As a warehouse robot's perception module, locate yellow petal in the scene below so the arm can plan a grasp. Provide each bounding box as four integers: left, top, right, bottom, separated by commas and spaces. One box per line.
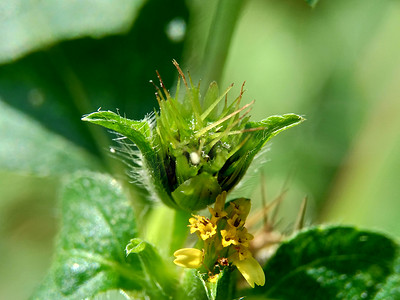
227, 198, 251, 221
208, 274, 219, 283
214, 191, 227, 212
234, 256, 265, 288
221, 229, 237, 247
173, 248, 204, 269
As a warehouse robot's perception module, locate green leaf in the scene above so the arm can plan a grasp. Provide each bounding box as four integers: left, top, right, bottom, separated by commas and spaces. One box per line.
0, 0, 147, 63
253, 226, 400, 300
172, 173, 222, 211
82, 110, 175, 208
126, 238, 177, 298
0, 0, 189, 156
219, 114, 304, 191
176, 269, 208, 300
82, 111, 152, 155
0, 100, 101, 176
244, 113, 305, 150
196, 268, 235, 300
31, 172, 143, 299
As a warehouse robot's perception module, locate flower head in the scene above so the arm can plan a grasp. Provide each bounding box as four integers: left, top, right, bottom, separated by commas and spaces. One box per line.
82, 61, 304, 212
189, 215, 217, 240
173, 193, 265, 288
209, 191, 228, 224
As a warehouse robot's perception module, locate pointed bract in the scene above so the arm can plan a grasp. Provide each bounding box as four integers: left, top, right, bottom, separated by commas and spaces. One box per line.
234, 256, 266, 288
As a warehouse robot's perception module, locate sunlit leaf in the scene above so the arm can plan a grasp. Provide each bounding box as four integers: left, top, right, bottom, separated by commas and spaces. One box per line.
252, 226, 400, 300
197, 268, 235, 300
126, 238, 177, 298
0, 0, 189, 156
0, 0, 147, 63
219, 113, 305, 191
82, 111, 152, 156
82, 110, 175, 208
31, 172, 143, 299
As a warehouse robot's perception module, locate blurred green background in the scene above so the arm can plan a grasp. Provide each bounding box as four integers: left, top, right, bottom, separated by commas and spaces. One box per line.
1, 0, 400, 299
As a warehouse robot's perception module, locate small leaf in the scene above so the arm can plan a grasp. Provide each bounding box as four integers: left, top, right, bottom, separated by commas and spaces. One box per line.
82, 110, 175, 208
253, 226, 400, 300
172, 173, 222, 211
219, 114, 304, 191
177, 269, 208, 300
31, 172, 144, 299
196, 268, 235, 300
126, 238, 177, 298
244, 113, 305, 150
82, 111, 152, 152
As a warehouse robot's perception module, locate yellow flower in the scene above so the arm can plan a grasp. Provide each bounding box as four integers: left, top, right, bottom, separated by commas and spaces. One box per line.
221, 221, 253, 248
226, 198, 251, 221
235, 244, 252, 260
173, 248, 204, 269
209, 192, 228, 224
189, 215, 217, 240
208, 273, 219, 283
236, 227, 254, 247
221, 228, 238, 247
234, 256, 265, 288
227, 214, 245, 229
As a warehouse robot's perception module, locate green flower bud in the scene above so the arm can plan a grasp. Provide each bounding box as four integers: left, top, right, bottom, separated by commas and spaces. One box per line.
82, 60, 304, 211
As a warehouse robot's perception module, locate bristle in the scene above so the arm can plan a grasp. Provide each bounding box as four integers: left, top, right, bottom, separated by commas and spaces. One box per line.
260, 172, 268, 226
145, 111, 156, 129
109, 132, 158, 204
294, 196, 308, 232
150, 78, 164, 103
187, 70, 194, 88
154, 93, 161, 106
227, 126, 265, 136
200, 83, 233, 121
238, 81, 246, 106
270, 189, 289, 227
207, 105, 251, 150
195, 100, 255, 139
172, 59, 188, 88
246, 189, 287, 229
156, 70, 170, 98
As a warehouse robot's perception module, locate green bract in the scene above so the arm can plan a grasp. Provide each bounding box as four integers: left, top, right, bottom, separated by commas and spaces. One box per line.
82, 61, 304, 211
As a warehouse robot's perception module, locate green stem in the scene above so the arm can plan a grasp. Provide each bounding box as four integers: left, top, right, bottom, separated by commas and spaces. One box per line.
200, 0, 245, 87
170, 209, 191, 254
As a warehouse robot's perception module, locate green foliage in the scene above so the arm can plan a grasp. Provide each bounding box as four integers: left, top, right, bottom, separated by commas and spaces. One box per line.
2, 0, 398, 300
0, 0, 147, 63
126, 238, 177, 299
219, 114, 305, 192
31, 172, 143, 299
0, 101, 100, 176
81, 110, 174, 208
251, 226, 400, 300
0, 0, 189, 155
196, 268, 235, 300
